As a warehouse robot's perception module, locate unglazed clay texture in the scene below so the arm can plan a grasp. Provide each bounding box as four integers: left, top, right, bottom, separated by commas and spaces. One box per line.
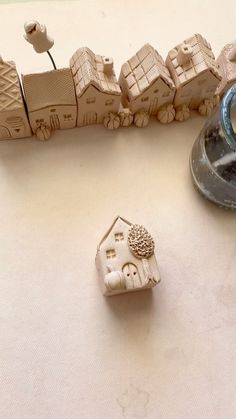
216, 41, 236, 97
0, 60, 31, 140
96, 217, 160, 296
24, 20, 54, 54
119, 43, 176, 124
22, 68, 77, 139
0, 28, 234, 141
70, 47, 121, 128
166, 34, 221, 118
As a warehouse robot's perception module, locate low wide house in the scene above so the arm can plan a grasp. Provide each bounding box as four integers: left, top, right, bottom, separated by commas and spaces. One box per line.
69, 47, 121, 127
22, 68, 77, 137
96, 216, 160, 296
0, 60, 31, 140
119, 43, 176, 116
216, 41, 236, 97
166, 34, 221, 111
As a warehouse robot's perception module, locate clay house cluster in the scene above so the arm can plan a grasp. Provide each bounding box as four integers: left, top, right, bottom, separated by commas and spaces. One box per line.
1, 28, 236, 141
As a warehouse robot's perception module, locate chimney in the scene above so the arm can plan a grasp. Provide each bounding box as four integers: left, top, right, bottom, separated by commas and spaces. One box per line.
0, 54, 3, 64
177, 43, 193, 66
103, 56, 113, 75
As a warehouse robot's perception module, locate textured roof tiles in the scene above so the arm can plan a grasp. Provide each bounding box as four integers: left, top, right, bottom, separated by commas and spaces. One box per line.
0, 61, 23, 112
120, 43, 175, 101
166, 34, 221, 88
216, 41, 236, 94
70, 47, 121, 97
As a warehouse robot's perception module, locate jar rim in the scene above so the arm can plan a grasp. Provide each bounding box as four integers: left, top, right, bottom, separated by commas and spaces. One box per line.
221, 83, 236, 151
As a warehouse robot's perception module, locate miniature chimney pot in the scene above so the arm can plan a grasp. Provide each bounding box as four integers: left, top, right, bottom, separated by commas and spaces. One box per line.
177, 44, 193, 66
103, 56, 113, 75
24, 20, 54, 53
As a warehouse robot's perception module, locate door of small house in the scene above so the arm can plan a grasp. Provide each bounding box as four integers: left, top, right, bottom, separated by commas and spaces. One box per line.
83, 112, 97, 126
122, 263, 142, 289
50, 114, 60, 130
149, 98, 159, 115
0, 126, 11, 139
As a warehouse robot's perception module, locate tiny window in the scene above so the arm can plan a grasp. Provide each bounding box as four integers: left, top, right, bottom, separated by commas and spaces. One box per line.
154, 89, 159, 94
105, 99, 114, 106
87, 97, 96, 104
162, 91, 170, 97
106, 249, 116, 259
50, 109, 56, 112
115, 233, 124, 242
141, 96, 149, 102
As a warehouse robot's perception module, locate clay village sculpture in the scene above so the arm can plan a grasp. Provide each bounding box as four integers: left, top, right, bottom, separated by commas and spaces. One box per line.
96, 216, 160, 296
0, 21, 236, 141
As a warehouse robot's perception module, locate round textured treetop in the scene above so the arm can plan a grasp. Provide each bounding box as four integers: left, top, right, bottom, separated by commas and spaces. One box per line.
128, 224, 155, 259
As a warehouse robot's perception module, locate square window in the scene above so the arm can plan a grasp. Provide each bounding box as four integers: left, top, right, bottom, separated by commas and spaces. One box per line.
105, 99, 114, 106
87, 97, 96, 104
106, 249, 116, 259
162, 91, 170, 97
115, 232, 124, 242
154, 89, 159, 94
141, 96, 149, 102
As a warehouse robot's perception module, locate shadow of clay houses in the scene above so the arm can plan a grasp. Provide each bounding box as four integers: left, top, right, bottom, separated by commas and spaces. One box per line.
96, 216, 160, 296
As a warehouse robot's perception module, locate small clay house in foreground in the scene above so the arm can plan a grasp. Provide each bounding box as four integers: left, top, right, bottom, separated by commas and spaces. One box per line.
0, 59, 31, 140
96, 216, 160, 296
70, 47, 121, 128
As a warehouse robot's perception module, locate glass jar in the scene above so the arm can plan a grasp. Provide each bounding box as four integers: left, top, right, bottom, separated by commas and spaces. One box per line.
190, 83, 236, 209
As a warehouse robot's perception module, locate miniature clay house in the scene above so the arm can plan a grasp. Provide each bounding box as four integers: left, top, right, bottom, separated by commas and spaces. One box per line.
119, 43, 176, 126
22, 68, 77, 140
96, 216, 160, 296
216, 41, 236, 97
70, 47, 122, 129
166, 34, 221, 121
0, 59, 31, 140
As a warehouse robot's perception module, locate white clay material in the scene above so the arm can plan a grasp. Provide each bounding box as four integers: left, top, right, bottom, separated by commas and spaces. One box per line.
24, 20, 54, 54
166, 34, 221, 118
22, 68, 77, 139
119, 44, 176, 126
0, 60, 31, 140
70, 47, 121, 128
96, 216, 160, 296
216, 40, 236, 97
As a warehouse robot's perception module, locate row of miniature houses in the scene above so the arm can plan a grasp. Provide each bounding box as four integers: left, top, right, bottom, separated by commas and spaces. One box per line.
0, 34, 236, 140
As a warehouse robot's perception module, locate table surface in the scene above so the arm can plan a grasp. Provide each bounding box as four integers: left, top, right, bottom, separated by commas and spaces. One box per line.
0, 1, 236, 418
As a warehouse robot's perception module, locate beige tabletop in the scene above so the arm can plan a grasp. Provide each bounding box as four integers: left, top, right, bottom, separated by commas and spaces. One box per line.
0, 1, 236, 418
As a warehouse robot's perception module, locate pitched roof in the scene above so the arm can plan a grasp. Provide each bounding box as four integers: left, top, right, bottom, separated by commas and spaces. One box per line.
70, 47, 121, 98
216, 41, 236, 94
22, 68, 76, 112
120, 43, 175, 101
0, 61, 23, 112
166, 33, 221, 88
97, 216, 132, 250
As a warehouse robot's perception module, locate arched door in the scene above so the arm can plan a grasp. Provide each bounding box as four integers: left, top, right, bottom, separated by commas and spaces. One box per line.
0, 126, 11, 139
122, 263, 142, 289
